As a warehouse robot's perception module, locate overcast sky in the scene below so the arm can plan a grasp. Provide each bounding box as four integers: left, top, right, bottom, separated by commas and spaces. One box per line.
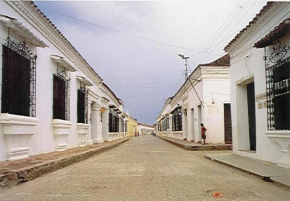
35, 0, 267, 125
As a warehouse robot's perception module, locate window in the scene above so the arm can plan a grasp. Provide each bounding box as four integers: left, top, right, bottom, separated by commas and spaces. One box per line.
125, 121, 127, 132
53, 69, 69, 120
272, 60, 290, 129
161, 115, 169, 131
172, 107, 182, 131
266, 40, 290, 130
77, 87, 87, 123
109, 107, 119, 132
1, 38, 36, 117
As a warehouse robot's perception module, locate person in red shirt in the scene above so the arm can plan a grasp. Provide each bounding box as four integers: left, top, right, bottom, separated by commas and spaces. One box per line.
201, 123, 207, 145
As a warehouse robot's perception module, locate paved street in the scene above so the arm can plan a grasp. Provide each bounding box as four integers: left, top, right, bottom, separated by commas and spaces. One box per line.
1, 136, 289, 201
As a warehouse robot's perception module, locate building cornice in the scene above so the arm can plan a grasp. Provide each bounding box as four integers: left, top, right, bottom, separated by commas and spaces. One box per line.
6, 1, 103, 85
100, 84, 121, 107
226, 3, 286, 54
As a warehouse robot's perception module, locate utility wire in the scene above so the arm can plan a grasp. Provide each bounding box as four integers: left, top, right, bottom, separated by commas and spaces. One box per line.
200, 1, 257, 63
37, 5, 223, 55
192, 1, 249, 65
110, 83, 181, 89
190, 1, 241, 59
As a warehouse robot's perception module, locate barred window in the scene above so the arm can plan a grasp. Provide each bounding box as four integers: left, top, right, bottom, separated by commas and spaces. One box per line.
266, 40, 290, 130
1, 39, 36, 117
77, 89, 85, 123
172, 107, 182, 131
53, 75, 66, 120
109, 107, 119, 132
272, 60, 290, 130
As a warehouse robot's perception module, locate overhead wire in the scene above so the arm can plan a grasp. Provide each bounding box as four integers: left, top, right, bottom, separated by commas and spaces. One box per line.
190, 1, 247, 65
190, 1, 242, 62
192, 1, 251, 66
200, 1, 258, 63
228, 8, 290, 66
37, 5, 225, 56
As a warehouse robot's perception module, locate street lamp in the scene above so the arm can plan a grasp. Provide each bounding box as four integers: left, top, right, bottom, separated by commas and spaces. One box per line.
178, 54, 204, 108
178, 54, 189, 80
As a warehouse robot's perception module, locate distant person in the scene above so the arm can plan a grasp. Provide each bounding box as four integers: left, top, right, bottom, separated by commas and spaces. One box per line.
138, 132, 140, 137
201, 123, 207, 145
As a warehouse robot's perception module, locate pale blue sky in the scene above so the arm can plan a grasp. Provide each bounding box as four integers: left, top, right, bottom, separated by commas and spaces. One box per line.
35, 1, 267, 125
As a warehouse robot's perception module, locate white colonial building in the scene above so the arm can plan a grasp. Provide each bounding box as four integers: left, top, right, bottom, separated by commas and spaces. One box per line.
0, 1, 127, 161
137, 123, 155, 135
157, 55, 232, 144
225, 2, 290, 168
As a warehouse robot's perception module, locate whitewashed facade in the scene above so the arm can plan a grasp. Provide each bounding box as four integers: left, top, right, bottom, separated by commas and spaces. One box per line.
137, 123, 155, 135
225, 2, 290, 168
157, 55, 231, 144
0, 1, 126, 161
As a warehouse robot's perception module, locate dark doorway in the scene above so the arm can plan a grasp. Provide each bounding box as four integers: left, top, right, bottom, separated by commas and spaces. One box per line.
247, 82, 256, 151
224, 103, 232, 144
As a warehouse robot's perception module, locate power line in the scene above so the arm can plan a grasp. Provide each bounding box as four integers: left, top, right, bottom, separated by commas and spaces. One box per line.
37, 5, 224, 55
110, 83, 181, 89
190, 1, 242, 59
200, 1, 258, 63
121, 89, 173, 99
192, 1, 250, 65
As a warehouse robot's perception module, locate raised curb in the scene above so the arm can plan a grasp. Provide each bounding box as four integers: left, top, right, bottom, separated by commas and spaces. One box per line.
0, 137, 130, 189
205, 154, 290, 190
158, 136, 232, 151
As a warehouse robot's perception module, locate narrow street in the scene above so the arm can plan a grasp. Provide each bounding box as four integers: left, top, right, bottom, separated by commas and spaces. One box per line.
1, 136, 289, 201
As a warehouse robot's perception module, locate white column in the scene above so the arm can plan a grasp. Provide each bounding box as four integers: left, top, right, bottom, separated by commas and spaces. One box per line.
187, 110, 193, 142
182, 110, 188, 140
91, 104, 103, 144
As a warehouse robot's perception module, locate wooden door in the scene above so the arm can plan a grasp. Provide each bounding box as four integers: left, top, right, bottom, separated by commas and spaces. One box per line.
224, 104, 232, 144
247, 82, 256, 151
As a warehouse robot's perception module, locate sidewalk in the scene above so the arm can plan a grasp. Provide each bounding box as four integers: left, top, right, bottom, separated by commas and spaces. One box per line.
157, 135, 232, 151
205, 153, 290, 189
0, 137, 131, 189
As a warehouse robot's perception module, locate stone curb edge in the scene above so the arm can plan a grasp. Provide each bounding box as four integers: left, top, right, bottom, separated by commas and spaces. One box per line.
157, 136, 232, 151
204, 155, 290, 190
0, 137, 130, 189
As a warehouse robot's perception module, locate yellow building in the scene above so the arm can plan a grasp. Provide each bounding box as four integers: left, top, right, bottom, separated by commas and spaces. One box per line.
126, 115, 138, 137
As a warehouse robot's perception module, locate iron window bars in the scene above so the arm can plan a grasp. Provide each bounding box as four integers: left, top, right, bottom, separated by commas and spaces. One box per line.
172, 107, 182, 131
1, 37, 36, 117
77, 84, 88, 124
109, 106, 119, 132
53, 65, 70, 120
265, 40, 290, 130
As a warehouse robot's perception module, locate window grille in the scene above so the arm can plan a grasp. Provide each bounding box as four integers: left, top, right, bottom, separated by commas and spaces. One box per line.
109, 107, 119, 132
109, 109, 113, 132
1, 38, 36, 117
77, 85, 88, 124
53, 67, 70, 120
172, 107, 182, 131
265, 40, 290, 130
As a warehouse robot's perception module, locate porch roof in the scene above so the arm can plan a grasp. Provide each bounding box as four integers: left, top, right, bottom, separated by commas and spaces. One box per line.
0, 14, 48, 48
254, 18, 290, 48
51, 54, 77, 72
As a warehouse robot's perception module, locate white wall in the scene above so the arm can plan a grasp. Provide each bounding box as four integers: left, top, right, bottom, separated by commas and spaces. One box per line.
0, 2, 123, 161
228, 3, 290, 163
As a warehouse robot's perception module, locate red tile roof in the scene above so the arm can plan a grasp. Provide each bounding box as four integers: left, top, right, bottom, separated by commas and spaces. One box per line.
28, 2, 123, 105
28, 1, 103, 81
200, 54, 230, 66
254, 18, 290, 48
224, 2, 275, 51
102, 83, 122, 105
